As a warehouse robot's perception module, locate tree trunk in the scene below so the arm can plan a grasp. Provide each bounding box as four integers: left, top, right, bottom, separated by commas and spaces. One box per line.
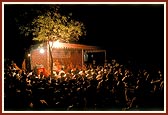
48, 42, 53, 79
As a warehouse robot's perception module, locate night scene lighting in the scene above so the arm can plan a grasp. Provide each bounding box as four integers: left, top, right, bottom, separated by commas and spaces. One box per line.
3, 2, 165, 112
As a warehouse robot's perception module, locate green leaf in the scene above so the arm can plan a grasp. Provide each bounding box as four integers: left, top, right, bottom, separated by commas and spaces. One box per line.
19, 6, 86, 43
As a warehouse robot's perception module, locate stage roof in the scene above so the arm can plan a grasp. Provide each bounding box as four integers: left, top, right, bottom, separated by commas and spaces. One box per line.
31, 42, 105, 51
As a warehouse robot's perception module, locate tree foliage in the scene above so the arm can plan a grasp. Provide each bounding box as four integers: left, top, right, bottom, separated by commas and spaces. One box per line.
19, 6, 86, 77
19, 6, 86, 43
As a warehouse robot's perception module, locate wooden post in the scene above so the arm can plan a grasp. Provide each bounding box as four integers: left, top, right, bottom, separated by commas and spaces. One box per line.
82, 49, 84, 67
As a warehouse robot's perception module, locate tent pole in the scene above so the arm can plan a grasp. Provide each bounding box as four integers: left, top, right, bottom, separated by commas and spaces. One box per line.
82, 49, 84, 67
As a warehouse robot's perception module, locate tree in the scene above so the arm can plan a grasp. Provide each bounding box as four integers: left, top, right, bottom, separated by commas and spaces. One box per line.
19, 6, 86, 77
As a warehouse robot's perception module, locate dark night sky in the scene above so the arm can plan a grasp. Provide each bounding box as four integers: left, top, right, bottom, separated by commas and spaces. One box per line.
4, 3, 164, 68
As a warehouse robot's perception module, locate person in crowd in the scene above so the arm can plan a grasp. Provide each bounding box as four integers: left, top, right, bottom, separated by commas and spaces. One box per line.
4, 59, 164, 111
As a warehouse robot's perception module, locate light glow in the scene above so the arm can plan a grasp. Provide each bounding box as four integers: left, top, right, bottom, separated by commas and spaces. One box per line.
39, 48, 45, 54
50, 40, 62, 48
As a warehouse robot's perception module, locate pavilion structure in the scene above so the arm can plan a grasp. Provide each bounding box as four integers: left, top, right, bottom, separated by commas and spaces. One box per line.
29, 42, 106, 75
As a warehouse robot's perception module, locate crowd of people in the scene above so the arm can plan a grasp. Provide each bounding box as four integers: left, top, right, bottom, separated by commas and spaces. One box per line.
4, 59, 164, 111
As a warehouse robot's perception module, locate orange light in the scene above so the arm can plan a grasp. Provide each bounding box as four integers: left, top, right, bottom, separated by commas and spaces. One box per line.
28, 54, 31, 57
